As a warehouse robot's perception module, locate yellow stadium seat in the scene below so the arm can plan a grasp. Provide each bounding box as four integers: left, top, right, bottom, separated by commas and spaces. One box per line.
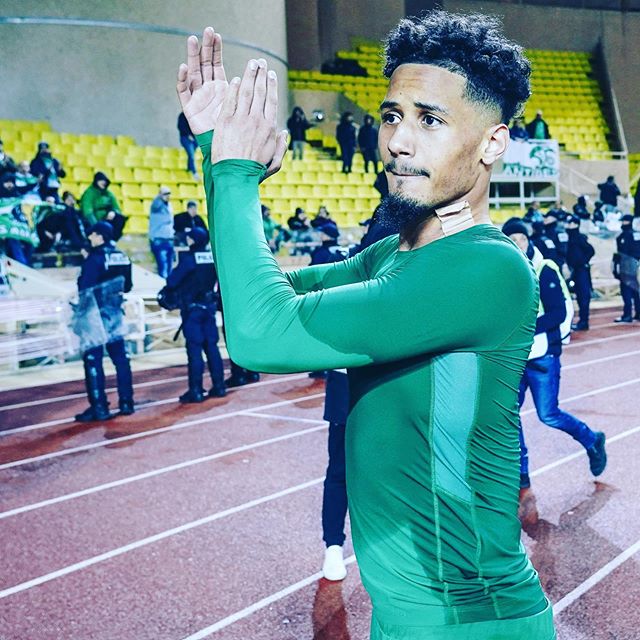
141, 184, 158, 199
133, 168, 153, 182
122, 183, 142, 199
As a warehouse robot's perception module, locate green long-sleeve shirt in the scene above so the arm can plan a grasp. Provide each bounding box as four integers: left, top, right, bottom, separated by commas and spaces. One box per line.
197, 131, 555, 639
80, 184, 121, 226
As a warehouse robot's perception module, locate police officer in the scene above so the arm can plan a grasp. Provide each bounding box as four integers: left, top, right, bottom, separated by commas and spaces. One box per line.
613, 214, 640, 322
530, 218, 561, 268
164, 227, 225, 402
75, 221, 135, 421
565, 213, 595, 331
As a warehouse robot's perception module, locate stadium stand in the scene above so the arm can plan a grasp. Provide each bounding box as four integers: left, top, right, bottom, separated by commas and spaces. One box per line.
289, 43, 613, 160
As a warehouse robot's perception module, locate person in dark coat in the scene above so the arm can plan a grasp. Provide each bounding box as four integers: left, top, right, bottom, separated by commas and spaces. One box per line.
530, 218, 561, 267
542, 210, 566, 268
319, 207, 398, 581
573, 195, 591, 220
526, 110, 550, 140
597, 176, 621, 212
30, 141, 66, 202
357, 114, 379, 174
177, 112, 199, 179
336, 112, 357, 173
0, 139, 17, 179
612, 214, 640, 322
74, 221, 134, 421
287, 107, 313, 160
164, 226, 225, 402
174, 200, 207, 246
565, 214, 595, 330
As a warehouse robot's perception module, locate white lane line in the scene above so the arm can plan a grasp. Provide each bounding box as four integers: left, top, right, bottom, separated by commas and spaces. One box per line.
0, 373, 312, 436
0, 375, 187, 412
3, 398, 640, 610
564, 330, 640, 349
531, 424, 640, 478
562, 350, 640, 371
0, 477, 325, 600
0, 422, 327, 521
0, 393, 326, 471
553, 537, 640, 615
180, 556, 358, 640
241, 412, 326, 425
520, 377, 640, 418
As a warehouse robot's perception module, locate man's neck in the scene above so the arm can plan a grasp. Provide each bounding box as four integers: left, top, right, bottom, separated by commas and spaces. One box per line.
399, 193, 491, 251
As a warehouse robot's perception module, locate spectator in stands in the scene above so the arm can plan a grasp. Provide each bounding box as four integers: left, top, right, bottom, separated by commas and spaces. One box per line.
0, 173, 19, 199
60, 191, 88, 250
526, 110, 550, 140
34, 197, 65, 252
523, 200, 543, 225
14, 161, 40, 201
287, 207, 310, 232
149, 186, 175, 278
0, 177, 33, 265
612, 214, 640, 323
509, 117, 529, 141
311, 205, 339, 233
30, 141, 66, 202
565, 213, 595, 330
336, 112, 357, 173
177, 112, 199, 180
80, 172, 126, 241
573, 195, 591, 220
287, 107, 313, 160
597, 175, 621, 213
310, 221, 342, 266
74, 221, 135, 421
174, 200, 207, 245
0, 140, 17, 178
358, 114, 379, 174
262, 204, 288, 252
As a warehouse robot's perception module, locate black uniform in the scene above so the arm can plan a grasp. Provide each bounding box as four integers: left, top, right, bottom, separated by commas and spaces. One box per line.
75, 243, 134, 420
165, 244, 225, 400
614, 224, 640, 320
531, 224, 562, 268
566, 228, 595, 329
173, 211, 207, 245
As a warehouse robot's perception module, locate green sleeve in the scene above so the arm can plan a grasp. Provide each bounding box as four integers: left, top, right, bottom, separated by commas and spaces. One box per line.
80, 189, 97, 226
209, 159, 535, 374
196, 131, 216, 260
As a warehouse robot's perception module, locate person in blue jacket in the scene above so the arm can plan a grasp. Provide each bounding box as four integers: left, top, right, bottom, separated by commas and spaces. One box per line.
502, 219, 606, 490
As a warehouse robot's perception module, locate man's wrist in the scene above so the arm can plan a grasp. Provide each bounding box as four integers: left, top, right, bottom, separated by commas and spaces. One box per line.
195, 131, 213, 151
212, 159, 267, 181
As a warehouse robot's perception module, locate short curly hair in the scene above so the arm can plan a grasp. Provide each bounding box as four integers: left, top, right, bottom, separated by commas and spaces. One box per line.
383, 11, 531, 124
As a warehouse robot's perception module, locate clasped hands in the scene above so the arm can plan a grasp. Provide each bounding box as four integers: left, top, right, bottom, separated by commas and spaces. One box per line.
176, 27, 288, 178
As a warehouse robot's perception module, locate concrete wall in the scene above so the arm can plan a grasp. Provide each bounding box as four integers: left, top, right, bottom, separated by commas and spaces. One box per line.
0, 1, 288, 145
285, 0, 404, 69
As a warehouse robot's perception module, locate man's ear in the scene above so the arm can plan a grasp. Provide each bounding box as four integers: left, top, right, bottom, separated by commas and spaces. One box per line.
481, 123, 510, 167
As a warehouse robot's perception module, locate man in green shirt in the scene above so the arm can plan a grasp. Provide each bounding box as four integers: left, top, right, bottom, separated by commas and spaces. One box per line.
177, 11, 554, 640
80, 172, 126, 240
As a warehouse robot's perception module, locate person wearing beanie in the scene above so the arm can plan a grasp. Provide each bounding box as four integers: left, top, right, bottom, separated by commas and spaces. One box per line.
565, 213, 595, 330
503, 220, 607, 491
163, 226, 225, 402
30, 141, 66, 202
612, 214, 640, 322
74, 220, 135, 421
80, 172, 126, 240
149, 185, 175, 278
530, 217, 561, 267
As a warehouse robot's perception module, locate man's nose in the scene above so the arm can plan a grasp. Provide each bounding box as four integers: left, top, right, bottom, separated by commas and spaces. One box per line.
386, 122, 415, 158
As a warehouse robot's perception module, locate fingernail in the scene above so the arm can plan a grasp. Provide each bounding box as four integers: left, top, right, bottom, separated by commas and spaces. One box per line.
232, 76, 240, 84
268, 70, 276, 79
257, 58, 267, 68
249, 60, 258, 70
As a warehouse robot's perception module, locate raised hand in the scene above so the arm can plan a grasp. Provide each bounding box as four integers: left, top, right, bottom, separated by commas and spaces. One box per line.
212, 58, 288, 178
176, 27, 228, 135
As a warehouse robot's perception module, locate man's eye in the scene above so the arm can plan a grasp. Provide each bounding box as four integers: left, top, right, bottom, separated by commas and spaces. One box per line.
382, 112, 400, 124
423, 115, 441, 127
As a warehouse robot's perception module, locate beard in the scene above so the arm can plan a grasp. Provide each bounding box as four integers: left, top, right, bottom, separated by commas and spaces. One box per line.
375, 193, 436, 231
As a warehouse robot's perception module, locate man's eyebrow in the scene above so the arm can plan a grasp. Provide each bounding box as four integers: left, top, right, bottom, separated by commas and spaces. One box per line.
379, 100, 450, 116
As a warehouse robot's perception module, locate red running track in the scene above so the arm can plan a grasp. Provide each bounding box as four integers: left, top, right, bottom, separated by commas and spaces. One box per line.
0, 307, 639, 640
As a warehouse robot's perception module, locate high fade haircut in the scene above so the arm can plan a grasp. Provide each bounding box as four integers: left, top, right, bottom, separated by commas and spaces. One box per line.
383, 11, 531, 124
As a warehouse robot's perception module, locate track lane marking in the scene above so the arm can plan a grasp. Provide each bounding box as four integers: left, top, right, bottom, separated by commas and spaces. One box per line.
0, 393, 326, 471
